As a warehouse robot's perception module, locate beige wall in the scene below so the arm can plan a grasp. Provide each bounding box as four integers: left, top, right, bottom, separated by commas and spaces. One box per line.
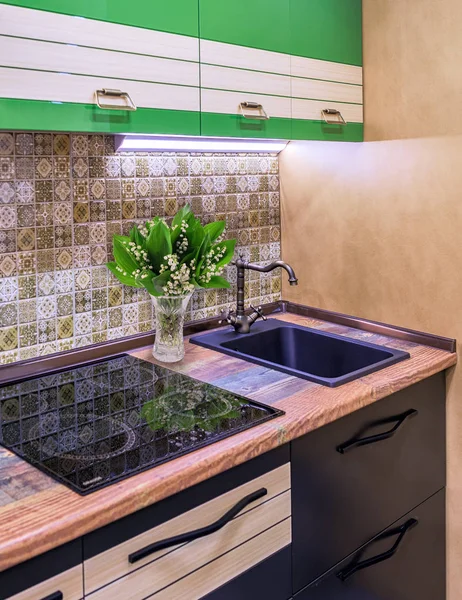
280, 1, 462, 597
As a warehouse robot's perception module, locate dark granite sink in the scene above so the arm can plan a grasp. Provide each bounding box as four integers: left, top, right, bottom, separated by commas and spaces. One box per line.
190, 319, 410, 387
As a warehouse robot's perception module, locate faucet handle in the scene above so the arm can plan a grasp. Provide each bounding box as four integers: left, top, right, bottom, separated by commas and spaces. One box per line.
218, 308, 236, 325
249, 305, 267, 322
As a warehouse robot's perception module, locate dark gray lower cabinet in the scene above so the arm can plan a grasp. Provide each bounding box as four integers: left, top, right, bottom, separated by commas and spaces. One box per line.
295, 489, 445, 600
203, 546, 292, 600
291, 373, 445, 592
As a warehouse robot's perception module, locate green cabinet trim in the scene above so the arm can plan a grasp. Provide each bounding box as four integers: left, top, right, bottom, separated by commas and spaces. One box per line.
201, 113, 292, 140
0, 0, 199, 37
0, 98, 201, 135
291, 119, 363, 142
290, 0, 363, 66
199, 0, 291, 56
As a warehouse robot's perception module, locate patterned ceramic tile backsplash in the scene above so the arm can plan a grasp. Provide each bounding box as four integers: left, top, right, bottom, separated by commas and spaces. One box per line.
0, 132, 281, 364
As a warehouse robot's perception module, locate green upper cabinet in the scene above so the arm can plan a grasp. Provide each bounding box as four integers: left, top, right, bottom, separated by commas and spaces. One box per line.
289, 0, 364, 141
199, 0, 292, 139
199, 0, 290, 54
290, 0, 362, 66
0, 1, 201, 134
0, 0, 199, 37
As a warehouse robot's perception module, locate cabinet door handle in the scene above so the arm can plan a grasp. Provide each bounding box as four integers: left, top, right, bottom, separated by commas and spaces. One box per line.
321, 108, 346, 125
128, 487, 268, 564
95, 88, 137, 111
337, 518, 418, 582
336, 409, 418, 454
239, 101, 269, 120
40, 592, 63, 600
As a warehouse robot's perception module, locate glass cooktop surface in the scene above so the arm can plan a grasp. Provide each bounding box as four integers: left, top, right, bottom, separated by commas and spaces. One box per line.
0, 355, 283, 494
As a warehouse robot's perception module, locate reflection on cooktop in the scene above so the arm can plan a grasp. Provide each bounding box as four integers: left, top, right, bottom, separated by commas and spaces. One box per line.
0, 355, 284, 494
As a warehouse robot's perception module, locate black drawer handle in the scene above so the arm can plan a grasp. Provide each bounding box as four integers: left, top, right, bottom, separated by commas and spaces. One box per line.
128, 487, 268, 564
337, 518, 418, 581
41, 592, 63, 600
336, 409, 418, 454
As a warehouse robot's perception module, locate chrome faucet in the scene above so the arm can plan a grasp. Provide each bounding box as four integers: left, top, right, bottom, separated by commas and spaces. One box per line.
220, 257, 298, 334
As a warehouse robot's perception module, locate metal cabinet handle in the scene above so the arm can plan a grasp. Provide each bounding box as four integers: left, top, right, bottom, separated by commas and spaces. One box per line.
40, 592, 63, 600
128, 487, 268, 564
95, 88, 137, 111
337, 518, 418, 581
321, 108, 346, 125
239, 101, 269, 120
336, 409, 418, 454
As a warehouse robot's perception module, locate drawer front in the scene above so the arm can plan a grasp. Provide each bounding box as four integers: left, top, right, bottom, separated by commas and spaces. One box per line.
84, 464, 290, 597
292, 373, 445, 592
5, 565, 83, 600
296, 489, 445, 600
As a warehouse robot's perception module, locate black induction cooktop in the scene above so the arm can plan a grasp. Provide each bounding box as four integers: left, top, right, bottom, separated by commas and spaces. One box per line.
0, 355, 284, 494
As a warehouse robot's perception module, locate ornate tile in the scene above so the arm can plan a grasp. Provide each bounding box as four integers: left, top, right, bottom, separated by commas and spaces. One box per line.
53, 157, 70, 179
18, 275, 36, 300
53, 134, 70, 156
34, 133, 52, 156
35, 180, 53, 203
35, 157, 53, 179
0, 255, 16, 278
71, 135, 88, 157
18, 299, 36, 324
73, 179, 89, 202
16, 181, 34, 204
0, 327, 18, 351
0, 278, 18, 302
0, 303, 17, 327
17, 205, 35, 227
0, 181, 16, 204
37, 273, 55, 296
0, 133, 14, 156
0, 158, 14, 180
17, 228, 35, 252
15, 157, 34, 180
0, 229, 17, 254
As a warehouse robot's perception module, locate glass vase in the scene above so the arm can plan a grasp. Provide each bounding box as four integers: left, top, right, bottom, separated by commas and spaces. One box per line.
151, 293, 192, 363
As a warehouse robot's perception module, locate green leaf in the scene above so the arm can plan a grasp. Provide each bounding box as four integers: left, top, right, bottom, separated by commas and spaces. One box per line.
112, 236, 139, 276
129, 224, 145, 246
204, 221, 225, 243
195, 232, 211, 274
137, 269, 161, 296
172, 204, 193, 229
198, 275, 231, 289
214, 239, 236, 269
184, 220, 204, 252
107, 262, 142, 288
146, 220, 172, 272
151, 270, 171, 294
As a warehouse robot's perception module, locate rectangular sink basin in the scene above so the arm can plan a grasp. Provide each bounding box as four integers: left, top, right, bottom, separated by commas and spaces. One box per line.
190, 319, 410, 387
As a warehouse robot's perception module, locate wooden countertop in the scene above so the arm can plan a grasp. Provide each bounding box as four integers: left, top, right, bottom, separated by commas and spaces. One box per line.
0, 312, 456, 572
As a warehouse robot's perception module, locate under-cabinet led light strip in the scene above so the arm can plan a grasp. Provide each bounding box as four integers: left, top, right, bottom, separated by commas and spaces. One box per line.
115, 135, 288, 153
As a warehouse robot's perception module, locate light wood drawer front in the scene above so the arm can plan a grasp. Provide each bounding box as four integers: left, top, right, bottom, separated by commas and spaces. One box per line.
1, 4, 199, 62
201, 89, 291, 120
84, 463, 290, 595
201, 64, 290, 98
0, 68, 200, 113
6, 565, 83, 600
154, 518, 291, 600
88, 491, 290, 600
0, 37, 199, 88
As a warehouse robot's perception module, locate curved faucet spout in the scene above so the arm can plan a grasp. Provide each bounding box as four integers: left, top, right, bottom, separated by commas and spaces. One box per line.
234, 258, 298, 285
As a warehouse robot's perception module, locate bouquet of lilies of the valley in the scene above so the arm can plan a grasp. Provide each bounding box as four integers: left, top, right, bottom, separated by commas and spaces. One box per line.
107, 204, 236, 297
